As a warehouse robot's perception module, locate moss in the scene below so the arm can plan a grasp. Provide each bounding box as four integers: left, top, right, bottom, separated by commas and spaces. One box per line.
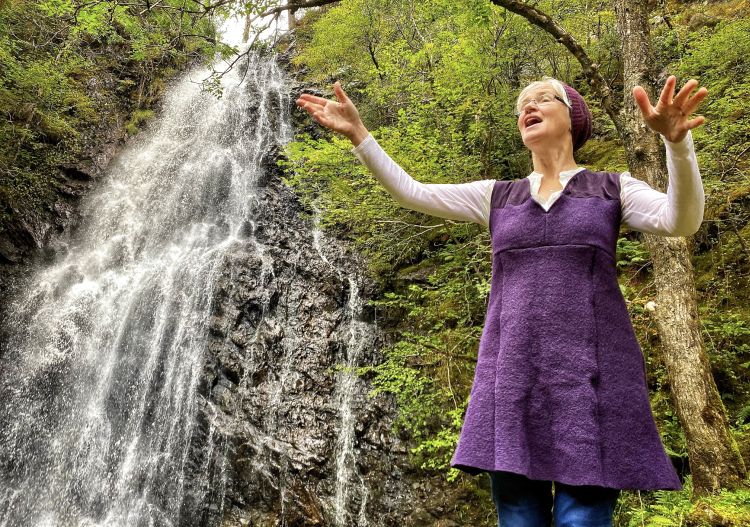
685, 490, 750, 527
577, 137, 629, 173
125, 108, 155, 136
671, 0, 750, 26
735, 425, 750, 469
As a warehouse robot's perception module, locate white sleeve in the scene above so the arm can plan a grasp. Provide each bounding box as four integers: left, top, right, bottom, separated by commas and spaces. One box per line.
620, 130, 704, 237
351, 133, 495, 227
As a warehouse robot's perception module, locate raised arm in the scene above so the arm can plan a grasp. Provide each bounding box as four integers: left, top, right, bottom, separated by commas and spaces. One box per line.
296, 81, 494, 227
351, 133, 495, 227
620, 131, 704, 236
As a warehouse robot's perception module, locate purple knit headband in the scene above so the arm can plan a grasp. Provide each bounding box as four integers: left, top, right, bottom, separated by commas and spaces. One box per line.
561, 83, 592, 151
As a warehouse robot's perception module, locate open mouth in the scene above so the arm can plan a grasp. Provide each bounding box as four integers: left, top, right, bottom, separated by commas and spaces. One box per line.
524, 116, 542, 128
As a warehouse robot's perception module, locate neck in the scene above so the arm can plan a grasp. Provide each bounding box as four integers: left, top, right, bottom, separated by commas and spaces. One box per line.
531, 143, 578, 179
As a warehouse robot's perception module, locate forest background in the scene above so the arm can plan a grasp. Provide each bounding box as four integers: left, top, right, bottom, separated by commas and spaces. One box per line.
1, 0, 749, 525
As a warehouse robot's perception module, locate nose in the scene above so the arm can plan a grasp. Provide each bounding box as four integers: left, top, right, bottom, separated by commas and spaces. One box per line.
517, 99, 540, 118
520, 98, 540, 114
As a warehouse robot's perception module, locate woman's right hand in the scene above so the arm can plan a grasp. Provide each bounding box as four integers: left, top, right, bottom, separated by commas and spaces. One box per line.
296, 81, 370, 146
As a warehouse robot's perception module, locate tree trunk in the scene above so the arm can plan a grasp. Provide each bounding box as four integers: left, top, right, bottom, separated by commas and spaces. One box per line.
242, 13, 251, 43
611, 0, 746, 495
287, 1, 297, 30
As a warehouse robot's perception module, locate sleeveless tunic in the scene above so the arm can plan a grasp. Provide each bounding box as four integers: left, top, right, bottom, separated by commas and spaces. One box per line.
449, 169, 683, 491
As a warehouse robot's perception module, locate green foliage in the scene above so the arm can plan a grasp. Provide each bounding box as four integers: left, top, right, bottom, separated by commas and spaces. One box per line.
125, 109, 156, 136
675, 17, 750, 182
650, 389, 688, 459
278, 132, 427, 270
615, 476, 750, 527
700, 309, 750, 422
0, 0, 226, 231
617, 237, 650, 269
616, 478, 695, 527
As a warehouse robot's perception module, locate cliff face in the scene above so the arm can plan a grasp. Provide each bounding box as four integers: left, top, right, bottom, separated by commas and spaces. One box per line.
195, 46, 485, 527
196, 147, 481, 527
0, 73, 124, 300
196, 160, 410, 525
174, 48, 479, 526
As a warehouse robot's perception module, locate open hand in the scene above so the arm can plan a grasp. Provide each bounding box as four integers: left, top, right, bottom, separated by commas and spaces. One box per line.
296, 81, 368, 143
633, 75, 708, 143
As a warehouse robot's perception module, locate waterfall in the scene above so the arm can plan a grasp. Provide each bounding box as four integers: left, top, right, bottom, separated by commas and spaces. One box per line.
311, 203, 375, 526
0, 50, 294, 526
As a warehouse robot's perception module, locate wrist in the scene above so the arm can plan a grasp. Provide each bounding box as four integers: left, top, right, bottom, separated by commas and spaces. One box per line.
348, 124, 370, 147
661, 129, 693, 157
660, 127, 689, 144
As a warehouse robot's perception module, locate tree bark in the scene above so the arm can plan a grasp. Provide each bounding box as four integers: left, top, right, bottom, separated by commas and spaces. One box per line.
258, 0, 340, 18
287, 0, 298, 30
489, 0, 746, 496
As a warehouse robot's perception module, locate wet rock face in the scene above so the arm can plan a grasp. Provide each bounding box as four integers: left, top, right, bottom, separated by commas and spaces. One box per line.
189, 103, 492, 527
192, 165, 420, 526
0, 76, 126, 269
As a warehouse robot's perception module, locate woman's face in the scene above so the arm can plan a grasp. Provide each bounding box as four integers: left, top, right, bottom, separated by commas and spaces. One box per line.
516, 83, 572, 152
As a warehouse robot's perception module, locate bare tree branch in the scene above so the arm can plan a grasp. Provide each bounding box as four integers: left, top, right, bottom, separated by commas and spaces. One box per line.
257, 0, 340, 18
488, 0, 624, 135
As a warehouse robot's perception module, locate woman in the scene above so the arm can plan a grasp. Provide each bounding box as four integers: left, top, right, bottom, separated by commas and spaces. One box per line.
296, 76, 707, 527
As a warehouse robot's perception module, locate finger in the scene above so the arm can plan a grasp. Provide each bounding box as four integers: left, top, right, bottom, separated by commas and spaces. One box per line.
683, 87, 708, 116
686, 115, 705, 130
297, 93, 332, 106
673, 78, 698, 107
299, 101, 325, 114
658, 75, 676, 106
633, 86, 653, 117
333, 81, 350, 104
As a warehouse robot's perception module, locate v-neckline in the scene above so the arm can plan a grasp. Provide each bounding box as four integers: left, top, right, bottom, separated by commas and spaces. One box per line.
527, 169, 587, 214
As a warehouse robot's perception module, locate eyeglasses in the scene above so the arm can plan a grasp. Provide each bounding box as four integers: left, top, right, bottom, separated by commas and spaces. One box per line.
514, 92, 571, 116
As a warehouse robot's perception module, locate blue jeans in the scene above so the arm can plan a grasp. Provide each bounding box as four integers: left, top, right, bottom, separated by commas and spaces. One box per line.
489, 470, 620, 527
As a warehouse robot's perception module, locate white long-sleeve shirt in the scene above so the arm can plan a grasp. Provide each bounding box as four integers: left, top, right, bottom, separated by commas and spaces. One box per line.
350, 131, 704, 236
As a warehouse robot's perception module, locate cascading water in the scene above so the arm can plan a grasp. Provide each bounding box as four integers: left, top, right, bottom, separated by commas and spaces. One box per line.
0, 49, 298, 526
310, 203, 375, 526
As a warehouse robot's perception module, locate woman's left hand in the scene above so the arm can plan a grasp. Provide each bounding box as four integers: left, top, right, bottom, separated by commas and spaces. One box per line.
633, 75, 708, 143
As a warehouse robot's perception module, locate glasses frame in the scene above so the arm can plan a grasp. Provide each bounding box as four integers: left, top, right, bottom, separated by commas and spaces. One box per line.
514, 94, 571, 117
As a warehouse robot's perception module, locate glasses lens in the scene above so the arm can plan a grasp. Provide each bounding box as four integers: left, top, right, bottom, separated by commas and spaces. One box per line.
516, 92, 556, 115
539, 92, 555, 103
516, 98, 532, 115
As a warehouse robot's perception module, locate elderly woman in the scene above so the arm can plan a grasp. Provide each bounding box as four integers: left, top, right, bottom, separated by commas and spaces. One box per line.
296, 76, 706, 527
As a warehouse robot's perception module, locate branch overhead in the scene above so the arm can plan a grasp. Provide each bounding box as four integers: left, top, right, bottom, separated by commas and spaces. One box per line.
258, 0, 341, 18
489, 0, 622, 134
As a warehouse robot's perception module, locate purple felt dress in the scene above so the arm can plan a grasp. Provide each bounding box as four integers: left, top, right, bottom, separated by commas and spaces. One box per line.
449, 170, 682, 491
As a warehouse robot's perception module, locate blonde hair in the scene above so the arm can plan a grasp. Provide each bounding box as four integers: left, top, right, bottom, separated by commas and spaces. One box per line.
516, 77, 571, 110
